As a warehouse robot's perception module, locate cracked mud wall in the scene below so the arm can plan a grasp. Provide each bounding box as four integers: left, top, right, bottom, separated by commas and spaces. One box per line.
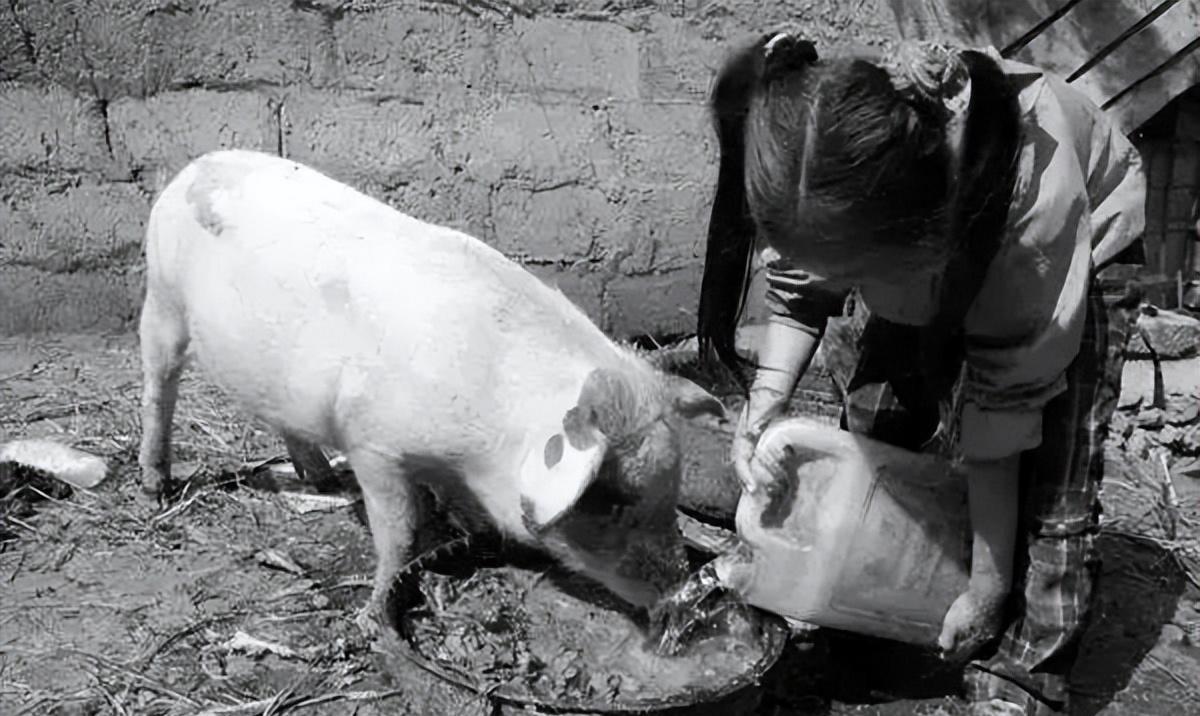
0, 0, 903, 337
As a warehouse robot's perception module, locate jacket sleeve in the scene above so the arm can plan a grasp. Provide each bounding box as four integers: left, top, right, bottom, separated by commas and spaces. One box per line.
957, 77, 1145, 463
760, 248, 850, 336
1085, 112, 1147, 269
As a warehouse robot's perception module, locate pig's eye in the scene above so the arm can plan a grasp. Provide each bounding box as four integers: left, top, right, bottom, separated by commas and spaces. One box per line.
543, 433, 565, 468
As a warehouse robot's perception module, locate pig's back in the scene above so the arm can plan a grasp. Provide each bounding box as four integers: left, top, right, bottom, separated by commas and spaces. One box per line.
149, 150, 623, 452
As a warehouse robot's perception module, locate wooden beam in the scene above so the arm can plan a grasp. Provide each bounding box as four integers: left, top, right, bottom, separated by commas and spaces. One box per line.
1001, 0, 1089, 59
1104, 35, 1200, 110
1067, 0, 1181, 82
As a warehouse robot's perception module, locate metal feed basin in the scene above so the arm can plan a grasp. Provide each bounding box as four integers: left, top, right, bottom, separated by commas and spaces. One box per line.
375, 536, 788, 716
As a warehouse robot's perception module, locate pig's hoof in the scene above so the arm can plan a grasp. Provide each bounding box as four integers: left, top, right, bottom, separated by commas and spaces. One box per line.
135, 481, 164, 507
137, 467, 171, 501
138, 480, 186, 509
135, 484, 159, 503
354, 606, 384, 640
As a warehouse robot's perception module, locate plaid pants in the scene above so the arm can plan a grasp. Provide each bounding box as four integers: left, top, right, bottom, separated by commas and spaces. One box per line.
820, 280, 1140, 714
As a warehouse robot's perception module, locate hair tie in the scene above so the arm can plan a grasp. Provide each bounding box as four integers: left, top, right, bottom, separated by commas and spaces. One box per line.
760, 29, 818, 75
764, 32, 789, 56
883, 41, 972, 122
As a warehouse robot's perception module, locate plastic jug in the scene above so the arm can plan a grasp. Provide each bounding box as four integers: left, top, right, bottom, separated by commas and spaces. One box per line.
720, 416, 971, 646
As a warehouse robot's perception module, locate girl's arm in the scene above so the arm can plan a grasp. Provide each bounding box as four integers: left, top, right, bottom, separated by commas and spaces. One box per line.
937, 451, 1021, 659
734, 320, 820, 492
965, 453, 1021, 594
733, 257, 845, 493
747, 320, 820, 425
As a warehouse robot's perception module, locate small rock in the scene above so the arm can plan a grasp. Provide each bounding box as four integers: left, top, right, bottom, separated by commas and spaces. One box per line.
1128, 309, 1200, 360
1118, 392, 1143, 411
312, 592, 331, 609
1122, 432, 1151, 459
1163, 424, 1200, 456
1134, 407, 1166, 428
1158, 425, 1183, 447
1165, 397, 1200, 426
1162, 623, 1186, 645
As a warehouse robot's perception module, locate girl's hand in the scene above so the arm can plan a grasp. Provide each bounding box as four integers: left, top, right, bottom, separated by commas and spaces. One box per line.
732, 404, 768, 494
733, 402, 798, 495
939, 452, 1021, 663
732, 319, 821, 494
937, 581, 1008, 663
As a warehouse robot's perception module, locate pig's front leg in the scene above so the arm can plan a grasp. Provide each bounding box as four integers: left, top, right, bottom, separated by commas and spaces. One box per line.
283, 434, 341, 493
347, 448, 416, 638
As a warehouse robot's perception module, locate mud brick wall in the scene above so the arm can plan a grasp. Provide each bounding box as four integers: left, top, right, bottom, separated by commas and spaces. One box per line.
0, 0, 901, 337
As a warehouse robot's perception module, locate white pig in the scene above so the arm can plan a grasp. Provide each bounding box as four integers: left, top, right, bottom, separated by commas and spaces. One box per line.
137, 149, 726, 634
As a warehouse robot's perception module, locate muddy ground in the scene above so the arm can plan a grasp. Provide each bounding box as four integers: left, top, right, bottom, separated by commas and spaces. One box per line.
1, 332, 1198, 716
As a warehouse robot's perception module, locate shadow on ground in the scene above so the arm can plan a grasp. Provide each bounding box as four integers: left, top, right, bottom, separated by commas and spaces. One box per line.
1069, 534, 1188, 715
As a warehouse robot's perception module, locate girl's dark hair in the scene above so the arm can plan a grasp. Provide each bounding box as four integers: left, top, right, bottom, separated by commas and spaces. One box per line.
745, 55, 951, 251
694, 33, 784, 374
697, 38, 1022, 384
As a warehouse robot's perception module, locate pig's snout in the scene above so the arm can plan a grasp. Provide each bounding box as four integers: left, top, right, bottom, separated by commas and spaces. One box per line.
618, 529, 690, 603
546, 504, 689, 612
592, 532, 689, 610
582, 549, 682, 611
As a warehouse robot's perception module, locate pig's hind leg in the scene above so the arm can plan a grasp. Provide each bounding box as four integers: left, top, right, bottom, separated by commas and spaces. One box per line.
345, 448, 416, 638
282, 433, 341, 493
137, 293, 190, 502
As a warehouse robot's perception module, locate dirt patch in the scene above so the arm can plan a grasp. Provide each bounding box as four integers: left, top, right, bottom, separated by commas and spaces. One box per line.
0, 334, 402, 715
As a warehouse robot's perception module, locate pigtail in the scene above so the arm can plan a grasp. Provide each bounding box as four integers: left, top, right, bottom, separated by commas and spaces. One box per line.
697, 33, 818, 374
949, 51, 1022, 248
921, 49, 1023, 461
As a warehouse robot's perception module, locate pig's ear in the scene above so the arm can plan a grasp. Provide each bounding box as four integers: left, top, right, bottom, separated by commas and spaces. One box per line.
518, 426, 608, 534
667, 375, 728, 423
572, 367, 639, 438
518, 367, 642, 531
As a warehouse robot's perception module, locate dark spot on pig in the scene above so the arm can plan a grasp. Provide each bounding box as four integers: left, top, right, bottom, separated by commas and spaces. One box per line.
186, 181, 224, 235
563, 406, 600, 450
185, 158, 245, 236
544, 433, 565, 468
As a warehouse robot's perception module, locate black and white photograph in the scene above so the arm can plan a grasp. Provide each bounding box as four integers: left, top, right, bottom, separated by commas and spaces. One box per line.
2, 1, 1199, 714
